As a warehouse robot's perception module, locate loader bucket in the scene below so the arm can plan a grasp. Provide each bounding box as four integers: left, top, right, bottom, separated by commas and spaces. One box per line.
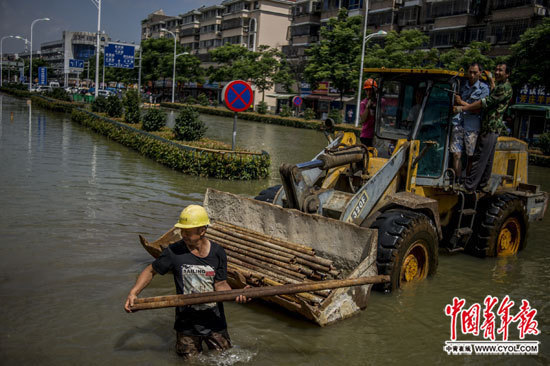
139, 188, 379, 326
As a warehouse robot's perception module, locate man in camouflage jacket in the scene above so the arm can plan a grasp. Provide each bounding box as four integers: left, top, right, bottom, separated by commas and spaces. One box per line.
454, 63, 513, 192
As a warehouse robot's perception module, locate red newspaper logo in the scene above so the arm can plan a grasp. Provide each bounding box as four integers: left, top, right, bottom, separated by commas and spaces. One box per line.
444, 296, 540, 342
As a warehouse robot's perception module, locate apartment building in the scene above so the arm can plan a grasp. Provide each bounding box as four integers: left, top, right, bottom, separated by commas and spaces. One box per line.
141, 0, 295, 107
284, 0, 549, 62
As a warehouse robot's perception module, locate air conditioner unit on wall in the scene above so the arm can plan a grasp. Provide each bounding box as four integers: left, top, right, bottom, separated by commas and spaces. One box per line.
486, 35, 497, 44
536, 7, 546, 16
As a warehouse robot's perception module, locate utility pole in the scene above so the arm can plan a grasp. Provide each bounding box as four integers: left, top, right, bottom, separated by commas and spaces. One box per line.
90, 0, 102, 97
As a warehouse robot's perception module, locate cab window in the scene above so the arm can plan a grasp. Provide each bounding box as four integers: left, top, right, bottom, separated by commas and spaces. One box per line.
416, 83, 452, 178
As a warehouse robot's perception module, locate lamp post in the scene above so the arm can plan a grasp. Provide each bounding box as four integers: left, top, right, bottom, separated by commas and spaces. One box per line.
29, 17, 51, 91
160, 28, 177, 103
1, 35, 28, 87
354, 28, 387, 127
90, 0, 102, 98
354, 2, 387, 127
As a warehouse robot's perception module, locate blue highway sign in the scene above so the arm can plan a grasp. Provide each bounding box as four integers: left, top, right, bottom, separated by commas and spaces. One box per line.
69, 59, 84, 70
104, 43, 135, 69
38, 67, 47, 85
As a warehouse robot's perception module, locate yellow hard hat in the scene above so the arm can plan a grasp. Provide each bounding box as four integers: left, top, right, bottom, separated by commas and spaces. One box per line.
174, 205, 210, 229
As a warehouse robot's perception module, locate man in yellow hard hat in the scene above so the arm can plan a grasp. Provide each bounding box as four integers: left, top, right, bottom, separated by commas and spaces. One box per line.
124, 205, 248, 359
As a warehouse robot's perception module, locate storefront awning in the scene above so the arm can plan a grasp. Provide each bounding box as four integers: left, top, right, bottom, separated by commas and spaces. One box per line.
266, 93, 296, 100
304, 94, 337, 101
509, 104, 550, 119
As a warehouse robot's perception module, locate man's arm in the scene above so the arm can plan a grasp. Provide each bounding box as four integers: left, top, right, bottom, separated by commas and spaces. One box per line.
124, 264, 156, 313
215, 280, 250, 304
455, 99, 482, 114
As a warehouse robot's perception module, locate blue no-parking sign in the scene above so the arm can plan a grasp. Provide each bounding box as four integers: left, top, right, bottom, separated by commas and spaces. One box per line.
222, 80, 253, 112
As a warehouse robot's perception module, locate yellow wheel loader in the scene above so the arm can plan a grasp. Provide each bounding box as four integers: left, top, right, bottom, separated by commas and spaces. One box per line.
140, 69, 547, 326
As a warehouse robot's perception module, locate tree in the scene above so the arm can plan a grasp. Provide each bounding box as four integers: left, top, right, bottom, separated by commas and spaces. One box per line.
208, 44, 255, 81
304, 8, 363, 104
509, 18, 550, 89
140, 38, 203, 87
437, 41, 495, 72
24, 58, 56, 82
250, 45, 293, 101
208, 43, 292, 101
363, 29, 439, 69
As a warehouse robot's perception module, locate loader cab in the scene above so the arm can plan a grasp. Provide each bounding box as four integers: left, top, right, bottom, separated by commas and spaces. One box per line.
372, 69, 458, 186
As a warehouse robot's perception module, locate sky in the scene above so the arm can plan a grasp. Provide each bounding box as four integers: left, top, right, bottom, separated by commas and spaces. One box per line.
0, 0, 219, 53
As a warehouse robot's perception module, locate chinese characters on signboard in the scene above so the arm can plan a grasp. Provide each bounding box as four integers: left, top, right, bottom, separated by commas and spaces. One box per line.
516, 85, 550, 105
104, 43, 135, 69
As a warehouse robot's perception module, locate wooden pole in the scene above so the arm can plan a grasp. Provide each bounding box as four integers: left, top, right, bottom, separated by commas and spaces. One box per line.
130, 275, 390, 311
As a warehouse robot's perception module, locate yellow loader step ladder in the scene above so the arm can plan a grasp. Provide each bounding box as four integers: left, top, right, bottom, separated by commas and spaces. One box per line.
448, 191, 479, 252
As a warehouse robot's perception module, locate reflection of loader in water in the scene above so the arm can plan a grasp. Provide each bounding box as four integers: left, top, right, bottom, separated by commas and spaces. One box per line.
141, 69, 548, 326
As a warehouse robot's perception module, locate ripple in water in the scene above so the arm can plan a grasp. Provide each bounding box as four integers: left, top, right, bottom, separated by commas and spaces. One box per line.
194, 345, 257, 366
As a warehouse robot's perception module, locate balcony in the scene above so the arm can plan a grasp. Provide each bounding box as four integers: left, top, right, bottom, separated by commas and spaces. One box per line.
425, 0, 476, 20
292, 13, 321, 24
492, 0, 548, 9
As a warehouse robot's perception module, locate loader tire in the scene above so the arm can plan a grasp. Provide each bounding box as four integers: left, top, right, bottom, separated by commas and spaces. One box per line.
371, 210, 438, 292
467, 194, 528, 258
254, 185, 282, 204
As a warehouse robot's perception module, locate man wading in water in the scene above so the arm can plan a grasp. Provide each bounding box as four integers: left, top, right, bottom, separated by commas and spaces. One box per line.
124, 205, 249, 359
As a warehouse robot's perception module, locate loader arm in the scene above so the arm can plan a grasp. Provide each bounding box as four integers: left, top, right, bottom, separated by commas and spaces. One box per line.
279, 133, 347, 210
340, 141, 411, 225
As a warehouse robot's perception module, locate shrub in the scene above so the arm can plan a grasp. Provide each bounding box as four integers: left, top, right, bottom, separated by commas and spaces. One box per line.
70, 109, 270, 180
279, 104, 291, 117
328, 108, 342, 124
123, 90, 141, 124
142, 108, 166, 131
173, 106, 207, 141
46, 88, 71, 102
185, 96, 197, 105
106, 95, 123, 118
197, 93, 209, 106
304, 108, 316, 120
91, 96, 108, 113
537, 132, 550, 156
256, 101, 268, 114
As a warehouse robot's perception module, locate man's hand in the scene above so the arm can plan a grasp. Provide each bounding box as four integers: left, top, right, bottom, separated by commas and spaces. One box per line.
236, 285, 251, 304
124, 293, 138, 313
454, 94, 463, 105
484, 70, 495, 90
453, 106, 463, 114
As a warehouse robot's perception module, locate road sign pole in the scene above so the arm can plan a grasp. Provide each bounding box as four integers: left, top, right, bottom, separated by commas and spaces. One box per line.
232, 112, 238, 151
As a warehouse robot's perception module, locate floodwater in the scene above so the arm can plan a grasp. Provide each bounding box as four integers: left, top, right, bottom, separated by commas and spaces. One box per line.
0, 93, 548, 365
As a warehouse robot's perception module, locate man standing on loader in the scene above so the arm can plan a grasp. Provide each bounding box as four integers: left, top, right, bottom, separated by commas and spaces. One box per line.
454, 63, 513, 192
451, 63, 489, 182
124, 205, 249, 359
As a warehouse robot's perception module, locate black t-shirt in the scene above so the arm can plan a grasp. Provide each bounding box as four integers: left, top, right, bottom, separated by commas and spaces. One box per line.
152, 240, 228, 336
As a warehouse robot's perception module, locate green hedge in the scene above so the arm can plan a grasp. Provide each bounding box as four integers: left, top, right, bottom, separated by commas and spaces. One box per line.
529, 153, 550, 167
0, 86, 32, 98
71, 109, 270, 180
162, 102, 361, 134
31, 95, 77, 113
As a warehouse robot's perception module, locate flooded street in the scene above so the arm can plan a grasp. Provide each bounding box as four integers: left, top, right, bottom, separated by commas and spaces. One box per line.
0, 93, 548, 365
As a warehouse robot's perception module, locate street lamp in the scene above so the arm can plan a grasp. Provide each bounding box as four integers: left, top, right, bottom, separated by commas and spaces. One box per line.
354, 8, 387, 127
29, 17, 51, 92
160, 28, 177, 103
90, 0, 102, 97
1, 35, 28, 87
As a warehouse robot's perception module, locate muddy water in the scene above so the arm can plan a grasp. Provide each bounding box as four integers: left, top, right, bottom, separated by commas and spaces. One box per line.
0, 94, 548, 365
